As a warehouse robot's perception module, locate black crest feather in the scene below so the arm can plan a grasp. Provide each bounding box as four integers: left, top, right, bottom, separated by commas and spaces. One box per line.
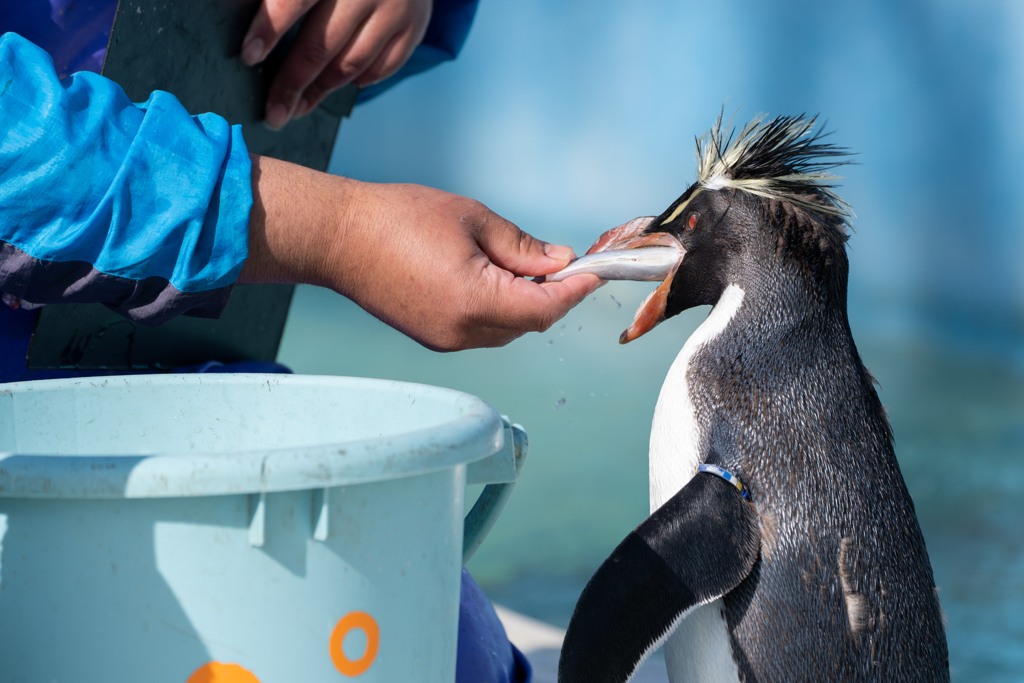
696, 111, 853, 222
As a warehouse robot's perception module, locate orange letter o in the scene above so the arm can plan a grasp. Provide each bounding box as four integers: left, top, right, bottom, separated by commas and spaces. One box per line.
186, 662, 261, 683
329, 611, 380, 677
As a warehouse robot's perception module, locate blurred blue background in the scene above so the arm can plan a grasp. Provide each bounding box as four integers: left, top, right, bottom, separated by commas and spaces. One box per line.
276, 1, 1024, 679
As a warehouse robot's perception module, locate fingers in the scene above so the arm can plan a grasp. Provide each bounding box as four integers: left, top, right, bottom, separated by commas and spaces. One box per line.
435, 203, 598, 349
263, 0, 374, 129
246, 0, 431, 129
300, 30, 406, 113
473, 269, 601, 341
476, 213, 577, 278
506, 273, 602, 331
352, 29, 416, 87
242, 0, 320, 67
426, 271, 600, 352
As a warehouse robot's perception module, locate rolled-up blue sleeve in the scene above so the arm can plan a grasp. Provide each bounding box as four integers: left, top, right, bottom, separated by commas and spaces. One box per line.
0, 32, 251, 326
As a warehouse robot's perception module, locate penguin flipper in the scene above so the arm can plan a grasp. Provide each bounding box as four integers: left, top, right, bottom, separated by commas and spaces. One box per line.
558, 473, 760, 683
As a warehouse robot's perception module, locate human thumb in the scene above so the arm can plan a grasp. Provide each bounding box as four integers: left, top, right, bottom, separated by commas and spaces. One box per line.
477, 213, 575, 277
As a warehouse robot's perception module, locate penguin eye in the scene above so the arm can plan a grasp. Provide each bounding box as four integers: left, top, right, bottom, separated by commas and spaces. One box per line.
687, 213, 698, 230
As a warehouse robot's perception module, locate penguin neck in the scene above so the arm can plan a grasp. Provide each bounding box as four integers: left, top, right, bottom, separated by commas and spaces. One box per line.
682, 264, 851, 364
681, 284, 748, 358
719, 261, 855, 361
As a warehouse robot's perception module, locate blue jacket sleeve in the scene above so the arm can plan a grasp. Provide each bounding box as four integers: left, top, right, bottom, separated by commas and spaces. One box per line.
0, 32, 252, 326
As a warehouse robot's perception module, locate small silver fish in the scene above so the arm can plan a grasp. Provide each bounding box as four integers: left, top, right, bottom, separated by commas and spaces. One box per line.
545, 246, 681, 283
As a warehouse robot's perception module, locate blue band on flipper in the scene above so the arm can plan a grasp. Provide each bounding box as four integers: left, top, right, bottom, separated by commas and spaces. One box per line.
696, 464, 750, 499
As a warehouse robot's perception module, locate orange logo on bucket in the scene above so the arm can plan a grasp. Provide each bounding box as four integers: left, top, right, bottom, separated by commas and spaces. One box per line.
329, 611, 380, 676
186, 661, 261, 683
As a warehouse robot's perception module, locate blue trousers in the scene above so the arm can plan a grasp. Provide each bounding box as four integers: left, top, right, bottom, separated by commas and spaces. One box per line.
458, 569, 532, 683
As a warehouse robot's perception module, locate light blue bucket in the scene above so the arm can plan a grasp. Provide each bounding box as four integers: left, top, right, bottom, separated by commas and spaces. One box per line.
0, 374, 527, 683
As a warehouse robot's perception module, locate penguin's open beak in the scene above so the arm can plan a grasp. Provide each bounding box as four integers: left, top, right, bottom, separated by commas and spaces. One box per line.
546, 216, 685, 344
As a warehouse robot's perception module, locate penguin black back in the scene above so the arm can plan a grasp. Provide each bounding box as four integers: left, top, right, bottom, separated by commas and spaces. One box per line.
558, 114, 948, 682
685, 190, 947, 680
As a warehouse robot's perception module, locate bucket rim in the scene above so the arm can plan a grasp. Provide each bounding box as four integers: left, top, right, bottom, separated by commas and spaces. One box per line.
0, 374, 504, 499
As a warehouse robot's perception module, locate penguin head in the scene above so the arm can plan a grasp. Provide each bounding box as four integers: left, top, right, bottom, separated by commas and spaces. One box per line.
586, 113, 852, 343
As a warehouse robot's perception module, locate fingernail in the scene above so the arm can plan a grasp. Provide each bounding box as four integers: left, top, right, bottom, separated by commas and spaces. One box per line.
294, 98, 310, 118
588, 279, 607, 295
544, 243, 575, 261
264, 103, 288, 130
242, 37, 264, 66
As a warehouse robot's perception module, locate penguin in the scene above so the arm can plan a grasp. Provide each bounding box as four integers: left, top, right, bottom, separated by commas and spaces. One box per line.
554, 114, 949, 682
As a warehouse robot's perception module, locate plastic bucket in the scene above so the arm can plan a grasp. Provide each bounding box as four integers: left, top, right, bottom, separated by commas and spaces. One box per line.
0, 374, 526, 683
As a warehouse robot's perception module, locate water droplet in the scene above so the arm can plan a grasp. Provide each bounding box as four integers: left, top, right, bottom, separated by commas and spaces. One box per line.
555, 398, 566, 410
559, 357, 564, 362
610, 295, 621, 309
547, 339, 554, 346
578, 326, 583, 332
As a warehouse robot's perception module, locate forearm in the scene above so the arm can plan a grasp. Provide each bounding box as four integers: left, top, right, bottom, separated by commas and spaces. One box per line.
238, 154, 599, 351
238, 154, 352, 290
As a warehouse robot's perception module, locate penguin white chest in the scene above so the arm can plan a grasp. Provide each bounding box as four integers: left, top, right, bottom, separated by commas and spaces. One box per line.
649, 284, 745, 511
649, 284, 745, 683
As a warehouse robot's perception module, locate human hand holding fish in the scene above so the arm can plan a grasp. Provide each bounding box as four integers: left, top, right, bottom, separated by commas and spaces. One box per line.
239, 154, 602, 351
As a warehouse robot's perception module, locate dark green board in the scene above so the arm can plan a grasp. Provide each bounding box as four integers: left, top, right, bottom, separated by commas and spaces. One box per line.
28, 0, 357, 370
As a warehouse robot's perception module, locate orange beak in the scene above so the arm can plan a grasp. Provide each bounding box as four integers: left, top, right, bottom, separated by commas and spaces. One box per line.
585, 217, 685, 344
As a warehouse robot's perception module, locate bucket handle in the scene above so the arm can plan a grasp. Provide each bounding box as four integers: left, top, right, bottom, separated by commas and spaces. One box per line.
462, 419, 528, 565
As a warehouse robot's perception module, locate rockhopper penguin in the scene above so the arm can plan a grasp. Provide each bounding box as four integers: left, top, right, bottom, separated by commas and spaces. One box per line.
552, 114, 949, 682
